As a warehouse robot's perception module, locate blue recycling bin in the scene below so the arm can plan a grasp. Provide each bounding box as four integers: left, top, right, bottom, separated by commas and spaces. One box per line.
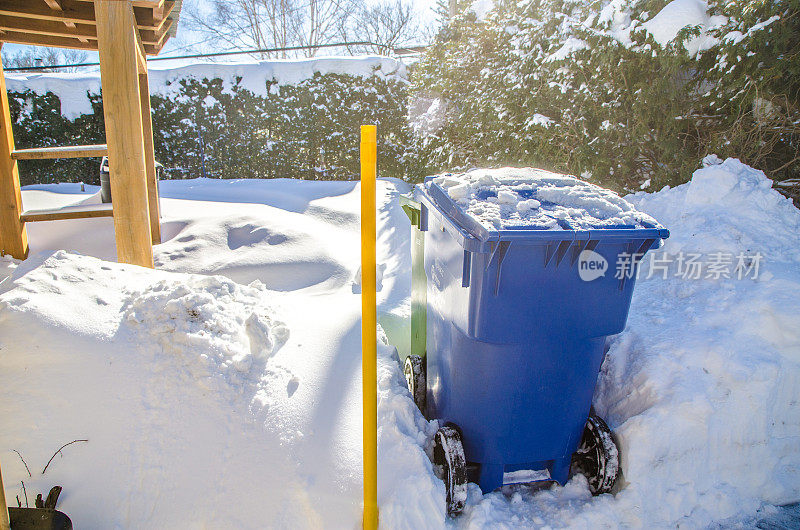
412, 177, 669, 495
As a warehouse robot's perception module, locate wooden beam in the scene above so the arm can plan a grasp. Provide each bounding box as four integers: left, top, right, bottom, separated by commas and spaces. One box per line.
0, 46, 28, 260
0, 28, 159, 53
0, 0, 175, 30
60, 19, 88, 43
137, 47, 146, 73
152, 0, 166, 20
141, 16, 171, 46
133, 0, 175, 30
0, 29, 97, 50
42, 0, 80, 39
0, 15, 168, 46
11, 144, 107, 160
21, 203, 113, 222
134, 0, 166, 7
132, 11, 147, 73
0, 0, 96, 25
95, 0, 153, 267
76, 0, 167, 8
139, 67, 160, 244
0, 15, 96, 40
0, 460, 10, 530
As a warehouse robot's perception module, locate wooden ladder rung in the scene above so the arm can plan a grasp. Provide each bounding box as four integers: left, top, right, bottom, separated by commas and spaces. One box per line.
12, 144, 108, 160
21, 203, 114, 222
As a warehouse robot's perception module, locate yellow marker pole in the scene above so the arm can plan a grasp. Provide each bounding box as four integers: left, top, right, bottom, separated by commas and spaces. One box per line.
360, 125, 379, 530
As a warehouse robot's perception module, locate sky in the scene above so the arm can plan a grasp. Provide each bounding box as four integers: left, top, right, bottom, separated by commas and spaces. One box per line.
1, 0, 441, 69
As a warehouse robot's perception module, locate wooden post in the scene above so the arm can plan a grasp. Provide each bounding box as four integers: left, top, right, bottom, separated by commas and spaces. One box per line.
0, 460, 9, 530
139, 67, 161, 244
95, 0, 153, 267
0, 46, 29, 260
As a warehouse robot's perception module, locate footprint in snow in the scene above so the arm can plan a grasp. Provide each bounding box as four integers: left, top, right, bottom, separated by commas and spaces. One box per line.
286, 377, 300, 397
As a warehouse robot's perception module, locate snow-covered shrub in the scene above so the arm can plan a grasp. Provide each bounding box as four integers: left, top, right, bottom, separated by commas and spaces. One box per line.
151, 72, 415, 181
411, 0, 799, 193
6, 90, 106, 186
8, 71, 414, 185
697, 0, 800, 183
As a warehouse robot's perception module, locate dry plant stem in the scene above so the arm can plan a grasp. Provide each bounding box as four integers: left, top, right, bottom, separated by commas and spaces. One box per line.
42, 439, 88, 475
20, 481, 27, 508
12, 450, 31, 477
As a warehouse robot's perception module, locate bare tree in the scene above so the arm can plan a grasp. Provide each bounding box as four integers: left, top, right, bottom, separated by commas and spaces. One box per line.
340, 0, 419, 54
185, 0, 358, 58
1, 47, 88, 72
301, 0, 354, 53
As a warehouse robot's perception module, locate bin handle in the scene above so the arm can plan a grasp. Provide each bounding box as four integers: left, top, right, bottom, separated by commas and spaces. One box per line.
617, 239, 656, 291
400, 196, 423, 228
544, 240, 572, 268
487, 241, 511, 295
462, 250, 471, 288
569, 240, 600, 266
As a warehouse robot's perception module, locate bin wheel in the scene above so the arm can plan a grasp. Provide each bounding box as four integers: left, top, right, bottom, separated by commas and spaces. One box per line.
434, 425, 467, 516
403, 355, 426, 412
570, 415, 619, 495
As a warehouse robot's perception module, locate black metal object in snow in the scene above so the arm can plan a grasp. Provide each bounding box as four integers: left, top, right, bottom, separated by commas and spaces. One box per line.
9, 486, 73, 530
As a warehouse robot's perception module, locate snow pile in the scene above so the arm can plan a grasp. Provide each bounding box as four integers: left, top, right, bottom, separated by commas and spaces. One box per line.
456, 158, 800, 527
5, 56, 406, 119
591, 158, 800, 525
0, 254, 17, 290
429, 167, 659, 231
375, 329, 447, 526
0, 179, 443, 528
632, 158, 800, 260
123, 276, 288, 389
1, 161, 798, 527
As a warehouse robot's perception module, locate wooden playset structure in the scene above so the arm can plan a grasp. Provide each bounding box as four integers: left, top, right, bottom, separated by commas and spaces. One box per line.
0, 4, 383, 528
0, 0, 182, 268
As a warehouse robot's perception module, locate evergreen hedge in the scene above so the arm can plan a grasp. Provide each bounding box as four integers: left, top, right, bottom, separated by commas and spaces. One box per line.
8, 70, 414, 187
411, 0, 800, 194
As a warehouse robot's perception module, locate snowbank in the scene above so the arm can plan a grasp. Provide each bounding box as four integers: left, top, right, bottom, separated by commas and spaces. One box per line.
5, 56, 407, 119
456, 159, 800, 527
0, 178, 445, 528
123, 276, 289, 386
429, 167, 659, 230
591, 159, 800, 525
1, 159, 798, 527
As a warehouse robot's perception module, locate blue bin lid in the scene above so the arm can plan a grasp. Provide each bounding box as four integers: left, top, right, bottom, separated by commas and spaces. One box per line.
416, 172, 669, 251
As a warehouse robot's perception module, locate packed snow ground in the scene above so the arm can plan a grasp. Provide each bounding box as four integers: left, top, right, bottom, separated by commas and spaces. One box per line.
1, 158, 798, 528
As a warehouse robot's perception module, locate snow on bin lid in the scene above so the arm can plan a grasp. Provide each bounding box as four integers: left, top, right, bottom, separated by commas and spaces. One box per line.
426, 167, 662, 232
